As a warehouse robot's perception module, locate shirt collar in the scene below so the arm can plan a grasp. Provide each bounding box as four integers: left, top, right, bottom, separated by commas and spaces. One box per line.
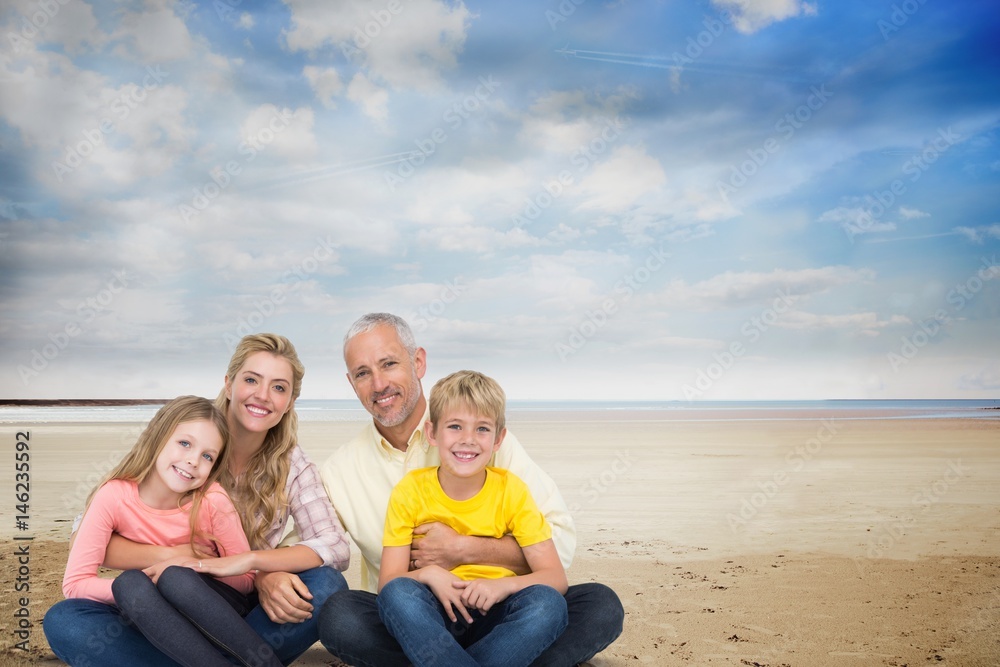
371, 406, 431, 459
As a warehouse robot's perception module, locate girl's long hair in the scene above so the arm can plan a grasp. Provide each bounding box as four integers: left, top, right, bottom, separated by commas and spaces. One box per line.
215, 333, 304, 550
84, 395, 231, 557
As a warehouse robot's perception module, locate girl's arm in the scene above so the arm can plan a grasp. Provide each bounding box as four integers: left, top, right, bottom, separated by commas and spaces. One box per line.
62, 483, 121, 604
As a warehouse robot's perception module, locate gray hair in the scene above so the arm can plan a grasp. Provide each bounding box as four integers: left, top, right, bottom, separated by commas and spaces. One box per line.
343, 312, 417, 358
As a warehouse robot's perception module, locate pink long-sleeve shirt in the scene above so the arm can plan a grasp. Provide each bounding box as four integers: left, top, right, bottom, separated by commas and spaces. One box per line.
63, 479, 254, 605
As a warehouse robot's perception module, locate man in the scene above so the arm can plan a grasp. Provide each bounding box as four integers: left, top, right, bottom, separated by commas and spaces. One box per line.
317, 313, 623, 667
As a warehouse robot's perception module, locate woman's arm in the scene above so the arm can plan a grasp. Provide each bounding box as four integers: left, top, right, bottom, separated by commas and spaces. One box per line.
281, 448, 351, 571
104, 534, 195, 570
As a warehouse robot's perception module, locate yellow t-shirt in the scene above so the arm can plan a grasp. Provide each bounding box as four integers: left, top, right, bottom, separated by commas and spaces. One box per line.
383, 467, 552, 581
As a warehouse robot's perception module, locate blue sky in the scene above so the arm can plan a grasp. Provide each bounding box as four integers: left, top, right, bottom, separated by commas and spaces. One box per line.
2, 0, 998, 400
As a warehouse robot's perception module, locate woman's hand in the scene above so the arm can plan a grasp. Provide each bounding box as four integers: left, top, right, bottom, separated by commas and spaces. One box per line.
180, 553, 255, 578
255, 571, 314, 624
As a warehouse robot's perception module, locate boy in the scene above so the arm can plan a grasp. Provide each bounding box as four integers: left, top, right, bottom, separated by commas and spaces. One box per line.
376, 370, 569, 667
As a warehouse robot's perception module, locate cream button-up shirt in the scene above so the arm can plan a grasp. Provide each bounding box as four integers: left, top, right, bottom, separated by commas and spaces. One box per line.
320, 407, 576, 592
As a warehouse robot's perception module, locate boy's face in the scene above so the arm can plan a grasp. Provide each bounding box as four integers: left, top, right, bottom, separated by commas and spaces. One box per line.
426, 404, 506, 480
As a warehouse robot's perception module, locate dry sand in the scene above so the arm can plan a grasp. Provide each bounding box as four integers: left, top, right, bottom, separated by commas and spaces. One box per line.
1, 411, 998, 666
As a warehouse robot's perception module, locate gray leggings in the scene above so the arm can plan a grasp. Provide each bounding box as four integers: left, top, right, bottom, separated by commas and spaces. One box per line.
112, 566, 281, 667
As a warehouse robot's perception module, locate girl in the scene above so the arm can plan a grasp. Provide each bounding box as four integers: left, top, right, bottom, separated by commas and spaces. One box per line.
60, 395, 282, 666
46, 334, 350, 666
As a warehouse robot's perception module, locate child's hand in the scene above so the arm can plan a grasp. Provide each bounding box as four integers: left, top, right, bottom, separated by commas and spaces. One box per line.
142, 555, 200, 583
421, 565, 474, 624
453, 577, 512, 614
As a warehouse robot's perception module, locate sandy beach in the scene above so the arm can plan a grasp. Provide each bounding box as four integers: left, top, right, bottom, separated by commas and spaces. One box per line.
1, 410, 998, 666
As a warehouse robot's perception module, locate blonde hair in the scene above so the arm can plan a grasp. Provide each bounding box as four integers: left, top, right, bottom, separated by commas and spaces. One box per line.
85, 395, 230, 557
428, 370, 506, 434
215, 333, 304, 550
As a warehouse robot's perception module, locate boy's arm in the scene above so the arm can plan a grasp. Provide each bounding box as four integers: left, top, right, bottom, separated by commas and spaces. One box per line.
377, 545, 412, 592
454, 538, 567, 613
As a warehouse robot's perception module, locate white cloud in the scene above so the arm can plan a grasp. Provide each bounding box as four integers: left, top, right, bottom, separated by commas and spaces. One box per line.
818, 206, 896, 236
643, 266, 875, 311
899, 206, 930, 220
114, 7, 195, 62
3, 0, 107, 54
953, 224, 1000, 244
238, 13, 255, 29
239, 104, 318, 163
347, 74, 390, 123
711, 0, 817, 34
283, 0, 472, 90
304, 66, 344, 109
575, 145, 667, 212
774, 311, 911, 336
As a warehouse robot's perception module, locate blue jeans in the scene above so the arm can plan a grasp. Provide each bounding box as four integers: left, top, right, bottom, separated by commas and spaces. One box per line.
319, 582, 623, 667
376, 579, 567, 667
112, 567, 281, 667
44, 566, 346, 667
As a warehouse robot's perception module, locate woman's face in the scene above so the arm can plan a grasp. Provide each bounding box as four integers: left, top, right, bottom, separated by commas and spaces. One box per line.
225, 351, 295, 436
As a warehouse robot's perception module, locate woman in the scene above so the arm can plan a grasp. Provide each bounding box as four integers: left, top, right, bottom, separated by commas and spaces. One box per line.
45, 334, 350, 666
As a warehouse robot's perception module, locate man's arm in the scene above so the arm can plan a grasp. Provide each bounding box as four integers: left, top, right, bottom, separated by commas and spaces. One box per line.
410, 522, 530, 574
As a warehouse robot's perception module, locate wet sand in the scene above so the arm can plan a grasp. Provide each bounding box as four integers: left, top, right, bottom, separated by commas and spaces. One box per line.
1, 411, 998, 665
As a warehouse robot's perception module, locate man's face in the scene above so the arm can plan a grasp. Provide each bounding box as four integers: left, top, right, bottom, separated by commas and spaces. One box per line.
345, 324, 426, 429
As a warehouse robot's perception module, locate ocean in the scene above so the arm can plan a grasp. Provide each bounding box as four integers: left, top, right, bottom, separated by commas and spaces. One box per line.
1, 398, 997, 424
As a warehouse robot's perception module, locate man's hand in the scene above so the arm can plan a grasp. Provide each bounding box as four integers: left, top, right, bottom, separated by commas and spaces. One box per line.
256, 571, 314, 624
410, 522, 467, 570
453, 577, 513, 614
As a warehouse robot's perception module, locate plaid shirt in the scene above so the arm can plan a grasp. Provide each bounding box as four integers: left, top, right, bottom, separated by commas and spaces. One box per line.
265, 445, 350, 570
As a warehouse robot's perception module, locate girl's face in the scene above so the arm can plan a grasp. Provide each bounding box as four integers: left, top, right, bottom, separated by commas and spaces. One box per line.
141, 419, 223, 507
225, 351, 295, 436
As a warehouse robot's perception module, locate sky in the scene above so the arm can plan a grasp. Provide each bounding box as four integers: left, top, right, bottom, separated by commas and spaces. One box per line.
1, 0, 999, 401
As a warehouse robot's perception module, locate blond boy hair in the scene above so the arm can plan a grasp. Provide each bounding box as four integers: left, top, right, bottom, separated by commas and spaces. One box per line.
428, 370, 506, 434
